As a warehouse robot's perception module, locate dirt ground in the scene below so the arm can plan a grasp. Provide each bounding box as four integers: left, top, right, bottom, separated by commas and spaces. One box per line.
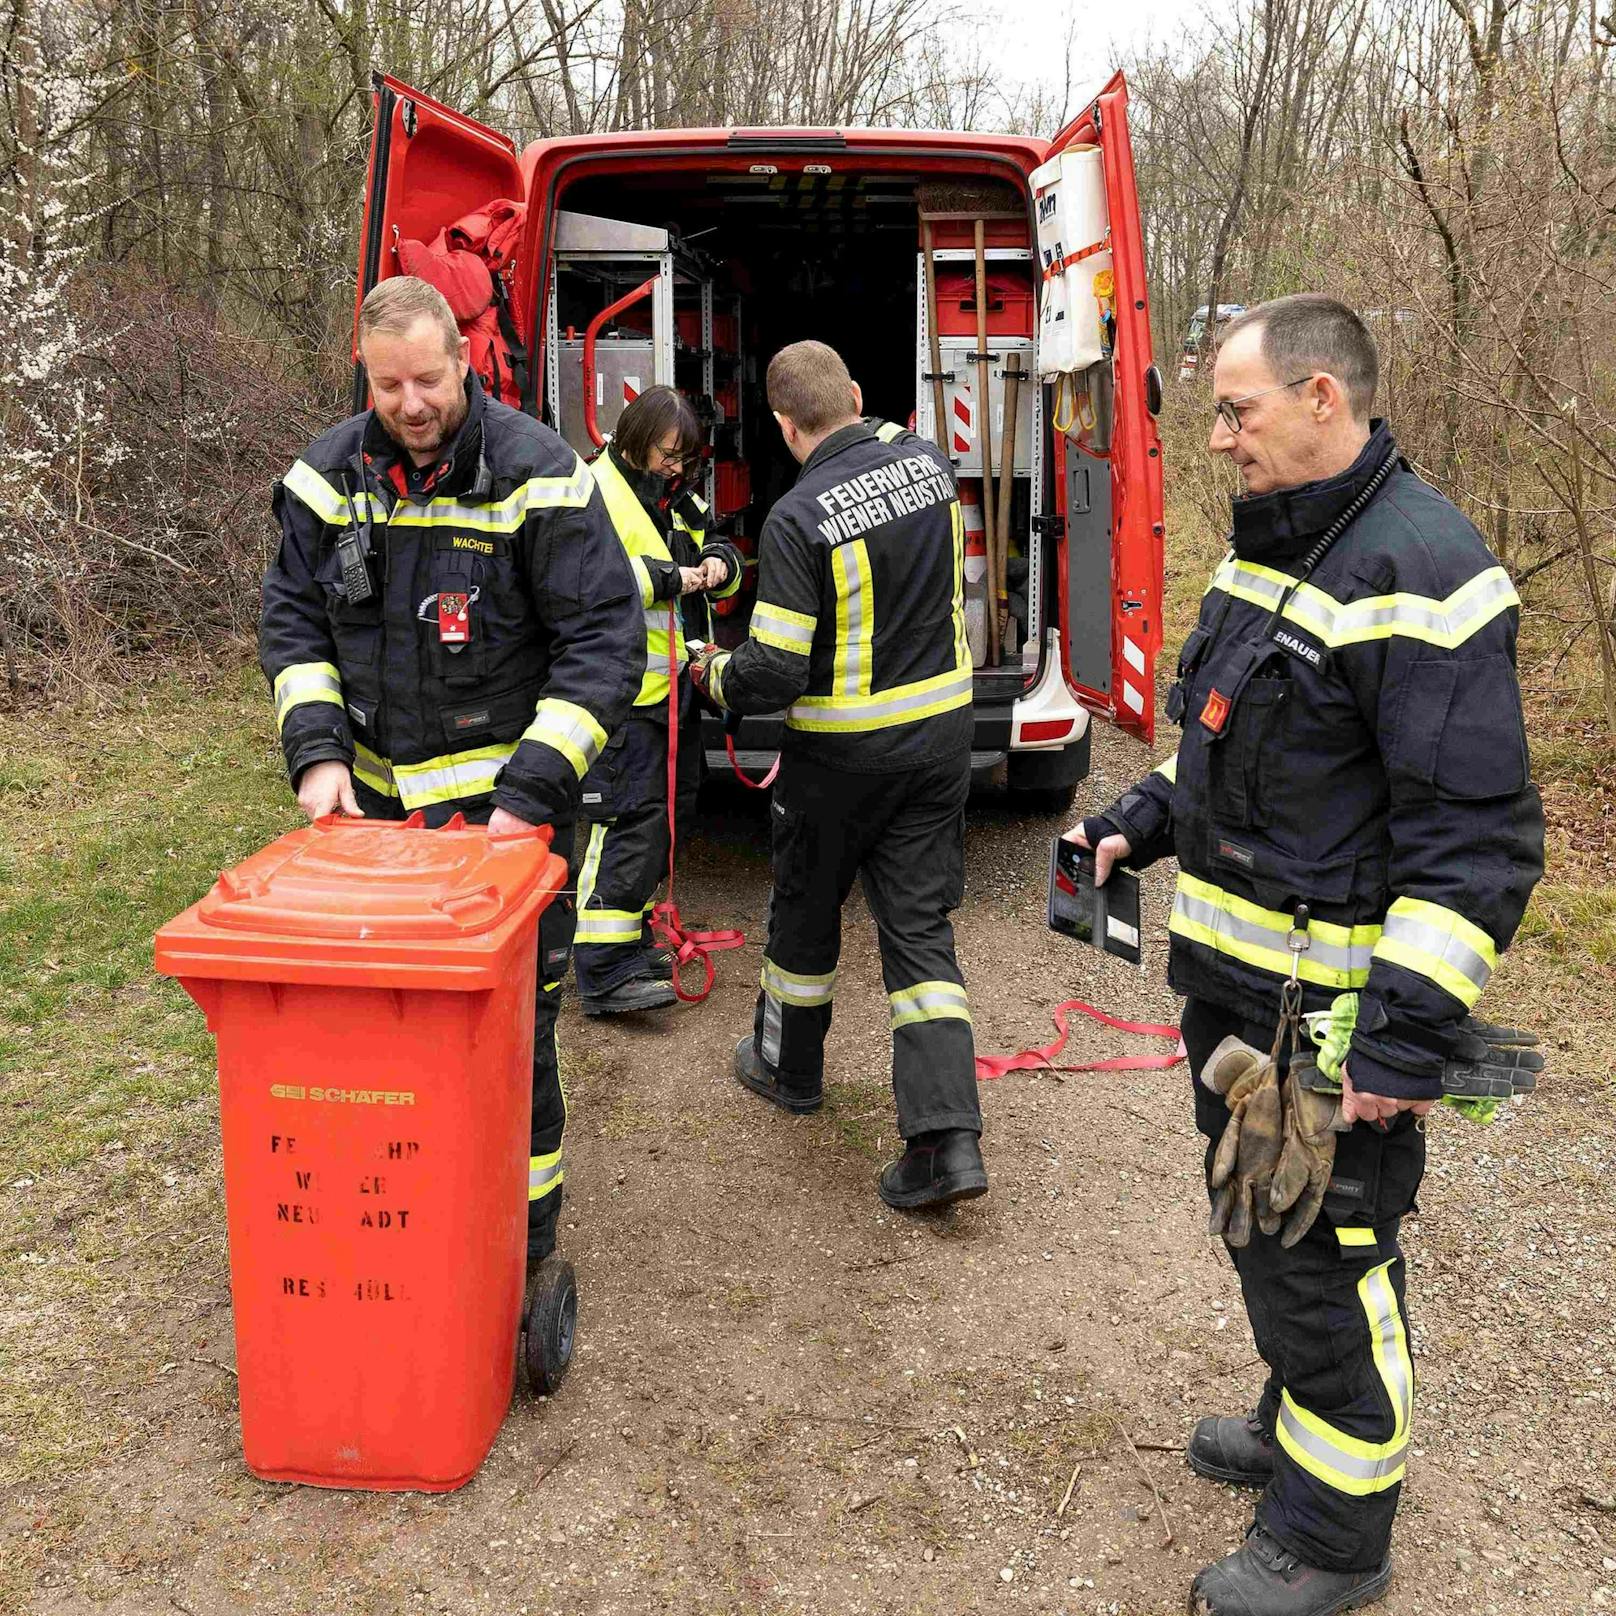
5, 716, 1616, 1616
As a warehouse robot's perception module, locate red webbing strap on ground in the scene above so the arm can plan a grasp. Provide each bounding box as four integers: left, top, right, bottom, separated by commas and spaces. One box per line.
976, 998, 1186, 1081
648, 603, 745, 1002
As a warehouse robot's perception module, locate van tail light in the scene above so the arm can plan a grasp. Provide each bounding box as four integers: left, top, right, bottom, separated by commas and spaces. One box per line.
1020, 718, 1074, 744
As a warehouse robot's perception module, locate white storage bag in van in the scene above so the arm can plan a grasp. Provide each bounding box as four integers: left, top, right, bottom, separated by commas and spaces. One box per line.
1029, 146, 1112, 379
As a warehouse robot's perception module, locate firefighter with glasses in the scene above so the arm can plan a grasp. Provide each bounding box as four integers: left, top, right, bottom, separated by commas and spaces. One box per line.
693, 339, 986, 1210
1068, 295, 1543, 1615
574, 386, 743, 1014
260, 275, 642, 1272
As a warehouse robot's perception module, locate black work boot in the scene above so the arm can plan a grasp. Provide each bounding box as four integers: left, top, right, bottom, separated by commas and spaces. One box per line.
877, 1129, 988, 1210
1188, 1412, 1277, 1487
581, 974, 678, 1016
640, 945, 676, 982
734, 1034, 822, 1114
1190, 1525, 1392, 1616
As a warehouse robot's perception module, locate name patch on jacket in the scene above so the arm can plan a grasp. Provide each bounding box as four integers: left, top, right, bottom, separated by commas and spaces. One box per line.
1273, 627, 1324, 668
435, 533, 500, 557
813, 455, 955, 546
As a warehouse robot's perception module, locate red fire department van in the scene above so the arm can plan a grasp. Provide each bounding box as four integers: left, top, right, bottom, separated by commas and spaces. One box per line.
353, 74, 1165, 807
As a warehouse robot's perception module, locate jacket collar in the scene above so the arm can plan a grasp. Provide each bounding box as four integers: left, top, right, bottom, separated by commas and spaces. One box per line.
362, 370, 489, 500
800, 419, 875, 479
1230, 419, 1399, 563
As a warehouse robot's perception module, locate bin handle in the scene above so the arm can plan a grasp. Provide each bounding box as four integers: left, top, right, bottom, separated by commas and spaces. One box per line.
432, 885, 503, 927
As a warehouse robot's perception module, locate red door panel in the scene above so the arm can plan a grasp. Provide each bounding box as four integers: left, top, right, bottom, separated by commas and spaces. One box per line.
1046, 73, 1164, 744
352, 74, 523, 405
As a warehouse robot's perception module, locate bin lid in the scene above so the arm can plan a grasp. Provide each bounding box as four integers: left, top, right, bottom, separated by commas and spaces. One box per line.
154, 815, 567, 990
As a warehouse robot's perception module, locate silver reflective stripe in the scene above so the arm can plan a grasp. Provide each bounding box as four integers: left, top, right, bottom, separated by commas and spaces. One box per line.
528, 1157, 564, 1195
1172, 888, 1375, 978
1365, 1264, 1413, 1434
388, 460, 593, 529
835, 545, 867, 697
1379, 910, 1492, 995
1276, 1401, 1407, 1487
760, 957, 836, 1007
890, 980, 972, 1028
752, 602, 816, 651
788, 665, 972, 727
760, 994, 783, 1067
272, 662, 343, 727
393, 744, 516, 807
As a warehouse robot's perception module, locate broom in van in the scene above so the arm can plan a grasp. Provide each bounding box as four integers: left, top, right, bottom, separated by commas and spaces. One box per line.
918, 184, 1022, 666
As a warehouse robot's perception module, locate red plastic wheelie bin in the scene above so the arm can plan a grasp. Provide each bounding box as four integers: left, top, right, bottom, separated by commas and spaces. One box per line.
154, 812, 571, 1492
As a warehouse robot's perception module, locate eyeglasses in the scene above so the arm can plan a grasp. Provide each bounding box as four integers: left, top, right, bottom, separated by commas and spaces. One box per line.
651, 440, 693, 471
1214, 376, 1313, 433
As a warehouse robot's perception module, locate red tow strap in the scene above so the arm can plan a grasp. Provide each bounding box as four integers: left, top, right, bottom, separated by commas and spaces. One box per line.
976, 998, 1186, 1082
725, 732, 779, 790
648, 603, 745, 1002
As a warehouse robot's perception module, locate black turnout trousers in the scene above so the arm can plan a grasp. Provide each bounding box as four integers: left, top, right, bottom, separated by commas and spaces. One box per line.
355, 781, 573, 1259
573, 680, 702, 996
1181, 998, 1426, 1573
749, 752, 982, 1140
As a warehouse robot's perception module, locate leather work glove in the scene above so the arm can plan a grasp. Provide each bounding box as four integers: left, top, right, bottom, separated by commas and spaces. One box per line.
1267, 1054, 1351, 1248
1203, 1036, 1284, 1248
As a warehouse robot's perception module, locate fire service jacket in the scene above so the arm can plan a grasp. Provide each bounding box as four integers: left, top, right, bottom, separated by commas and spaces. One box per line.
260, 372, 642, 825
705, 419, 972, 772
1092, 422, 1544, 1099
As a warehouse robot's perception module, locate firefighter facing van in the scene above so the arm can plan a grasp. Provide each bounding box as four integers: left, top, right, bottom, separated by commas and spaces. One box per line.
1070, 296, 1543, 1616
693, 339, 986, 1209
259, 275, 642, 1268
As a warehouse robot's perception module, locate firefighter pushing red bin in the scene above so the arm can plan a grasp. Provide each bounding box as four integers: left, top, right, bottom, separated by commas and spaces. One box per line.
154, 813, 574, 1492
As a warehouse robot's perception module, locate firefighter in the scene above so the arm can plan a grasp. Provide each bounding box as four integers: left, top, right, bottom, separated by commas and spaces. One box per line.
259, 275, 642, 1270
574, 386, 744, 1014
1068, 295, 1543, 1615
692, 339, 986, 1209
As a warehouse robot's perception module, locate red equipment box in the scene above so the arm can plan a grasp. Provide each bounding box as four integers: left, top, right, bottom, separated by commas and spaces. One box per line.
933, 267, 1036, 337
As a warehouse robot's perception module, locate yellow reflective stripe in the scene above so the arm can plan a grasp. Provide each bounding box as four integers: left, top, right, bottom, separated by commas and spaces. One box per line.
760, 956, 836, 1008
574, 819, 643, 939
831, 539, 874, 697
1276, 1260, 1411, 1495
352, 742, 398, 798
282, 460, 387, 526
751, 600, 817, 654
576, 909, 644, 944
950, 499, 969, 670
529, 1147, 564, 1200
1373, 897, 1496, 1009
522, 699, 608, 779
707, 651, 730, 707
889, 979, 972, 1030
1208, 557, 1519, 651
874, 420, 904, 443
629, 554, 656, 608
392, 743, 517, 808
1169, 872, 1379, 989
1336, 1226, 1376, 1248
387, 458, 594, 531
272, 661, 344, 732
787, 664, 973, 733
1153, 753, 1178, 785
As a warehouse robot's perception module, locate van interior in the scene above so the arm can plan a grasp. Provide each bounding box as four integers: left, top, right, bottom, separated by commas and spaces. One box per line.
547, 167, 1045, 691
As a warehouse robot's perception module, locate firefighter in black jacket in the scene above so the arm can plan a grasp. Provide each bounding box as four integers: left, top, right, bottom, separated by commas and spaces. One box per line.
1070, 296, 1543, 1616
693, 339, 986, 1210
574, 386, 743, 1015
260, 276, 642, 1268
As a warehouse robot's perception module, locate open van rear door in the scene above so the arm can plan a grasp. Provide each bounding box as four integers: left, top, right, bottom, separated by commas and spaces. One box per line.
351, 74, 524, 411
1043, 75, 1164, 744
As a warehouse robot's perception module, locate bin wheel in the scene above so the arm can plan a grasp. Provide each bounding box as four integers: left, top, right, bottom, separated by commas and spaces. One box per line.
524, 1256, 577, 1396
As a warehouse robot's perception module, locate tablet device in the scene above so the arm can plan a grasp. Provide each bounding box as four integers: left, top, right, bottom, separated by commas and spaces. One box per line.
1047, 837, 1144, 965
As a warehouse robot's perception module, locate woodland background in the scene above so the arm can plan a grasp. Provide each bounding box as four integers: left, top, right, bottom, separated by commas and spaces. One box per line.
0, 0, 1612, 744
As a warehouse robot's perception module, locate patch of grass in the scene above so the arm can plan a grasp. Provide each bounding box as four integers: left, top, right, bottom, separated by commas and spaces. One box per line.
1514, 882, 1616, 969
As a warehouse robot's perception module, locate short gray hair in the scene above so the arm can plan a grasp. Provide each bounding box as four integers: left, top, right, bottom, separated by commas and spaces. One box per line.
1224, 294, 1378, 420
358, 276, 461, 357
